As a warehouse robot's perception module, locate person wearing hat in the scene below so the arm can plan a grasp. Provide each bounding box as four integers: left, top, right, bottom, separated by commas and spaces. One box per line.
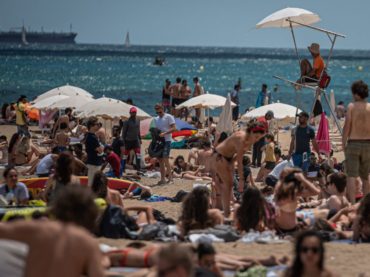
121, 106, 142, 173
298, 43, 325, 83
252, 110, 274, 167
288, 111, 321, 172
15, 95, 30, 138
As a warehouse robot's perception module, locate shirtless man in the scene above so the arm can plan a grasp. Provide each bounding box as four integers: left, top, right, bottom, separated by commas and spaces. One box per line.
179, 79, 192, 118
210, 121, 266, 217
343, 80, 370, 204
193, 77, 204, 119
54, 122, 70, 152
171, 77, 182, 117
0, 186, 104, 277
52, 107, 73, 138
96, 122, 107, 145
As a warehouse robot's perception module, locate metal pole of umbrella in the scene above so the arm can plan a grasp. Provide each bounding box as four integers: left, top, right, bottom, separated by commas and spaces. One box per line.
288, 19, 302, 125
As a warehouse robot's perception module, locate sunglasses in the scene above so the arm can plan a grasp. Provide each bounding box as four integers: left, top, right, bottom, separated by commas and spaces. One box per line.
301, 246, 320, 254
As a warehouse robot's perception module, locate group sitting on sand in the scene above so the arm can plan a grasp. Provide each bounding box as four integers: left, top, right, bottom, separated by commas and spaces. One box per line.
0, 78, 370, 277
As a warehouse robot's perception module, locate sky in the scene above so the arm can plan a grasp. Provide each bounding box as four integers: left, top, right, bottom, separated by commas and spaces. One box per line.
1, 0, 369, 49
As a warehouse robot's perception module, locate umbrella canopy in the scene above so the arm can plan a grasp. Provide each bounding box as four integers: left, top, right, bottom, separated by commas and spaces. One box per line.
33, 85, 93, 103
256, 7, 320, 29
243, 103, 302, 119
32, 95, 70, 109
48, 95, 94, 109
176, 93, 236, 110
76, 97, 150, 119
216, 94, 233, 135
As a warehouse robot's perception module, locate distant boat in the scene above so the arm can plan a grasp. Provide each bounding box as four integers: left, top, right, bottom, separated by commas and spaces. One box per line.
21, 26, 28, 45
125, 32, 130, 47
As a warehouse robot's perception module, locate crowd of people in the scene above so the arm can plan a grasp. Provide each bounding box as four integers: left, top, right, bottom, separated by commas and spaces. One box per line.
0, 76, 369, 276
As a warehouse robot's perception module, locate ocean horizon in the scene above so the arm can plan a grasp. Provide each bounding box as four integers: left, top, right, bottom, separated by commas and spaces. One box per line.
1, 43, 369, 115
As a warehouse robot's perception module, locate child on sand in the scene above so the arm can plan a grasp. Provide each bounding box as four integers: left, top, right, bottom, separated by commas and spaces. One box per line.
261, 133, 276, 180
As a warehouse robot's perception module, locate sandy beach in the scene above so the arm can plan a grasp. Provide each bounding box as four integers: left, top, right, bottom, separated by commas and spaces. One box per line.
0, 121, 368, 277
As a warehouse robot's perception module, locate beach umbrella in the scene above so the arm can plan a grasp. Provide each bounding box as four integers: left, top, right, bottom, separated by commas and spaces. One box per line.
32, 95, 70, 109
33, 85, 93, 103
256, 7, 320, 29
48, 95, 94, 109
243, 103, 301, 119
216, 93, 233, 135
175, 93, 236, 110
76, 97, 150, 119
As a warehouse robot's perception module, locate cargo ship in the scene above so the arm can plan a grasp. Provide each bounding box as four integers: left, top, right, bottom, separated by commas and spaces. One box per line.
0, 26, 77, 44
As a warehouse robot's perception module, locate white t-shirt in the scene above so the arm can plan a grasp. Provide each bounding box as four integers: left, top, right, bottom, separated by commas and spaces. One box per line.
36, 154, 54, 175
154, 113, 175, 142
269, 160, 293, 179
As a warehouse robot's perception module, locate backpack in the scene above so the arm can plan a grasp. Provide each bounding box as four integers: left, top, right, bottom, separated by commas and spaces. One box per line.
96, 204, 139, 239
148, 127, 165, 158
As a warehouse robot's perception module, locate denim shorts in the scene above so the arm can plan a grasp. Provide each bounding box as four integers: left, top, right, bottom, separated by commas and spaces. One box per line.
162, 141, 172, 158
292, 152, 310, 172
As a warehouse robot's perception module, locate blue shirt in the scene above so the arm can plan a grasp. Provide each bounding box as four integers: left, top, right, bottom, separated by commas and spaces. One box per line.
0, 182, 29, 204
85, 132, 103, 166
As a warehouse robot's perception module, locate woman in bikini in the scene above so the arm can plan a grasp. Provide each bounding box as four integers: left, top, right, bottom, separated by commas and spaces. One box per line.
274, 168, 325, 235
210, 120, 266, 217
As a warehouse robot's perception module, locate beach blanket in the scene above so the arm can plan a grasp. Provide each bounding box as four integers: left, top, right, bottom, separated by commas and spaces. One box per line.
144, 195, 172, 202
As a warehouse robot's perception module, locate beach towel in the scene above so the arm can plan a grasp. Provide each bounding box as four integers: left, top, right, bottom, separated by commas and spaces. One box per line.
316, 112, 331, 155
144, 195, 172, 202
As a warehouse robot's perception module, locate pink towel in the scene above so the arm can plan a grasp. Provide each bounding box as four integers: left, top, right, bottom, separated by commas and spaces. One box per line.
316, 112, 331, 155
39, 109, 58, 129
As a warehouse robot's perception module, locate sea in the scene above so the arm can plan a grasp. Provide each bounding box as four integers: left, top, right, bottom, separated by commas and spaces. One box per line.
1, 43, 370, 116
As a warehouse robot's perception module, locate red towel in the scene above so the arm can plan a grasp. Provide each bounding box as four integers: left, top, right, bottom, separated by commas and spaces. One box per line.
316, 112, 331, 155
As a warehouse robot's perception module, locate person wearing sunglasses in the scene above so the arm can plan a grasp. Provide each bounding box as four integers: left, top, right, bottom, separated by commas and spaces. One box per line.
284, 230, 336, 277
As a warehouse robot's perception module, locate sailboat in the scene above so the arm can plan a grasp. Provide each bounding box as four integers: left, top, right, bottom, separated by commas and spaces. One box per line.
124, 31, 130, 47
21, 25, 28, 45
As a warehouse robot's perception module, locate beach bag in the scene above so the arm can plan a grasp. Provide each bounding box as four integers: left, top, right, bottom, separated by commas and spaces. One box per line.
97, 204, 139, 239
148, 128, 165, 158
319, 71, 331, 88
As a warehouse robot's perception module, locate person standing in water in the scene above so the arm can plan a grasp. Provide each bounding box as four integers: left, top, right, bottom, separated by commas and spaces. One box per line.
193, 77, 204, 119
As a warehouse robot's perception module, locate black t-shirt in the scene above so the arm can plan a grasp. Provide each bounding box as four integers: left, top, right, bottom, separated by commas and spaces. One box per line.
85, 132, 103, 165
293, 126, 315, 154
112, 137, 124, 157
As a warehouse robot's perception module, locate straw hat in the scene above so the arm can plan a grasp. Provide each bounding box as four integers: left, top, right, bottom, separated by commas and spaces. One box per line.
308, 43, 320, 55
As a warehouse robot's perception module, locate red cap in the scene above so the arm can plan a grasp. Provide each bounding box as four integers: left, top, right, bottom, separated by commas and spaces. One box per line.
130, 107, 137, 113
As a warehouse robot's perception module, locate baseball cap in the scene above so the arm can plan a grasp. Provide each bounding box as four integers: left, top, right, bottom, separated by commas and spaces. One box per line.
130, 107, 137, 113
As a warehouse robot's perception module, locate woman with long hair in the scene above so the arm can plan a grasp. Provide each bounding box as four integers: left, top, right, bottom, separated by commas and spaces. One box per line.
284, 230, 335, 277
91, 171, 124, 208
274, 168, 324, 234
234, 186, 275, 232
43, 152, 80, 202
172, 155, 211, 181
179, 186, 223, 235
210, 120, 266, 217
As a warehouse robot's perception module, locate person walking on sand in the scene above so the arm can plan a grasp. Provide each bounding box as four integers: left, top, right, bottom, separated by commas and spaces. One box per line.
210, 121, 266, 217
121, 107, 142, 173
154, 104, 176, 185
342, 80, 370, 204
85, 116, 104, 187
252, 110, 274, 167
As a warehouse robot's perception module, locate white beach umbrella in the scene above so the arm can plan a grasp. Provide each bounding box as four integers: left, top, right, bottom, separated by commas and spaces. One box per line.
32, 95, 69, 109
33, 85, 93, 103
76, 97, 150, 119
48, 95, 94, 109
216, 93, 233, 135
243, 103, 301, 119
256, 7, 320, 29
176, 93, 236, 110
